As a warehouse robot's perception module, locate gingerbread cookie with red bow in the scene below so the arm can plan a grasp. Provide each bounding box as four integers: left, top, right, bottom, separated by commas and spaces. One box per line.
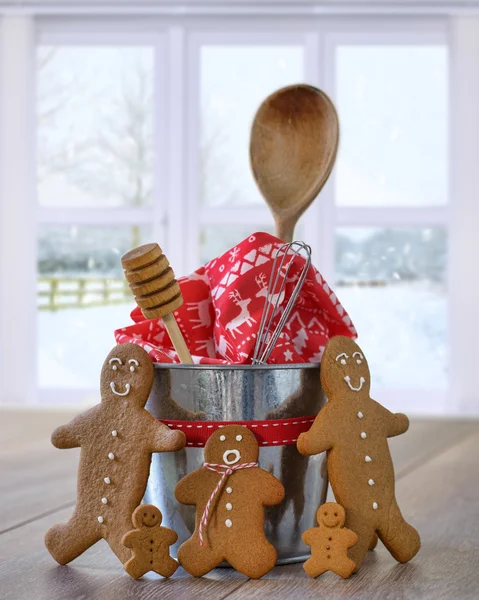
45, 344, 186, 566
175, 425, 285, 578
297, 336, 420, 571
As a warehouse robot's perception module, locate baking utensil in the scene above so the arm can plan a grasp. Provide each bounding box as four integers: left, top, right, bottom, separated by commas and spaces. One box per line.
122, 243, 194, 364
252, 241, 312, 364
250, 84, 339, 243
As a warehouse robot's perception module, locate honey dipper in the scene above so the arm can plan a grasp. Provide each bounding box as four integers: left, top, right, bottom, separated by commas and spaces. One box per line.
122, 243, 193, 364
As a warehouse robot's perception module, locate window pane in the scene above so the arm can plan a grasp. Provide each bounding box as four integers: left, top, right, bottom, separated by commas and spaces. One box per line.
200, 226, 275, 264
37, 225, 152, 389
37, 46, 154, 208
201, 45, 304, 207
336, 46, 448, 207
335, 228, 447, 388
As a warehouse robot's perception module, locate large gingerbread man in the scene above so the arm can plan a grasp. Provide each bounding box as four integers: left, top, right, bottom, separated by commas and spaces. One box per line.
302, 502, 358, 579
45, 343, 186, 565
122, 504, 178, 579
175, 425, 285, 578
297, 336, 420, 571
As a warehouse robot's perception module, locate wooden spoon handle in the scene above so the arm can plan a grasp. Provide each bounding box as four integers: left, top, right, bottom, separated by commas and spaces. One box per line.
275, 218, 295, 244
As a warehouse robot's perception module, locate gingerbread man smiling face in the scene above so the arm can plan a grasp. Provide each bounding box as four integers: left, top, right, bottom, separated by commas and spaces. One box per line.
100, 344, 154, 407
320, 336, 371, 398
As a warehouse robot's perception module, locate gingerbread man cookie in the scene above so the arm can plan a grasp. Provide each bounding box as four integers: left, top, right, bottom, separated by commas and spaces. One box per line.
175, 425, 285, 578
122, 504, 178, 579
302, 502, 358, 579
45, 344, 186, 565
297, 336, 420, 571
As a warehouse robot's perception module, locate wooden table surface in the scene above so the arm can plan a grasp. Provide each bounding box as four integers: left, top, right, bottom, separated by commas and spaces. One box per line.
1, 409, 478, 599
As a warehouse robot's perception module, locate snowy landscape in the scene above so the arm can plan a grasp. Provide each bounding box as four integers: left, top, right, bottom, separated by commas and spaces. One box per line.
37, 281, 446, 391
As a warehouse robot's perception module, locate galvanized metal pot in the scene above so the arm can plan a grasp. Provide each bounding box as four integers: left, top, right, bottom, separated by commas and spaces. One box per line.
144, 363, 328, 564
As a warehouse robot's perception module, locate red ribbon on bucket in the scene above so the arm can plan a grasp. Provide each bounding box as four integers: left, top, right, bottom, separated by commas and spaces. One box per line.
159, 415, 316, 447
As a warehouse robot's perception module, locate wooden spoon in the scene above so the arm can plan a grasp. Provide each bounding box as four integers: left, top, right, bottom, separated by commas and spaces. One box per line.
250, 84, 339, 243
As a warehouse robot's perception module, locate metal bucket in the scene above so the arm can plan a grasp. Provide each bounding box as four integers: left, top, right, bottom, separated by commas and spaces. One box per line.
144, 363, 328, 564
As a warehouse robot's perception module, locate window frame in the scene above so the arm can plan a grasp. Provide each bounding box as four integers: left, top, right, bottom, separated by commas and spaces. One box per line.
0, 13, 460, 413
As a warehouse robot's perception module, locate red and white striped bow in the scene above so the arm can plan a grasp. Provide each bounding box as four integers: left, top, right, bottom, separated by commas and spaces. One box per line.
198, 461, 259, 547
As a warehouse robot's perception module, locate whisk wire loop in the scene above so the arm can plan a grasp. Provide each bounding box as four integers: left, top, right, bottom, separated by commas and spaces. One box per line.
252, 241, 312, 365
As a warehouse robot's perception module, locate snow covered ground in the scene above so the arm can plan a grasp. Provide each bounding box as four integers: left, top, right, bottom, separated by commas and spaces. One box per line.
338, 282, 447, 389
38, 303, 135, 388
37, 282, 447, 390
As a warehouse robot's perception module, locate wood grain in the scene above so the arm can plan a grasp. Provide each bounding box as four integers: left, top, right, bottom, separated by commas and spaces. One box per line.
228, 424, 479, 600
0, 508, 247, 600
1, 411, 478, 599
250, 84, 339, 243
0, 409, 78, 532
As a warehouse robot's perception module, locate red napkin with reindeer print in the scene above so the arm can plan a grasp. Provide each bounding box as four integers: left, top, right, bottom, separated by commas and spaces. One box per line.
115, 232, 356, 364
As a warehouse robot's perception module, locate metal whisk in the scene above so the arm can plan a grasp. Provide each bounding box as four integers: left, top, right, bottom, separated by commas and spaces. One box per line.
252, 241, 312, 365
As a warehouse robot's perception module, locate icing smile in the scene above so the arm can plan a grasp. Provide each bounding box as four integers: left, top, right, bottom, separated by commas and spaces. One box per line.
344, 376, 366, 392
110, 382, 131, 396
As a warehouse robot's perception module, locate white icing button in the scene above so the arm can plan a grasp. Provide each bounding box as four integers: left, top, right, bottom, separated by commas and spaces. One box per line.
368, 479, 375, 486
226, 503, 233, 510
225, 519, 233, 528
372, 502, 378, 510
358, 412, 364, 419
111, 430, 118, 437
220, 435, 226, 441
365, 455, 372, 463
361, 432, 367, 439
102, 497, 108, 504
108, 452, 115, 460
104, 477, 111, 484
226, 487, 232, 494
97, 516, 104, 523
236, 435, 243, 441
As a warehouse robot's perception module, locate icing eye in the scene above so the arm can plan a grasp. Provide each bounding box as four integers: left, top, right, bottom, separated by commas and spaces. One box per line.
341, 359, 346, 365
353, 352, 364, 365
112, 365, 118, 371
336, 353, 348, 365
236, 435, 242, 441
128, 359, 139, 371
220, 435, 226, 441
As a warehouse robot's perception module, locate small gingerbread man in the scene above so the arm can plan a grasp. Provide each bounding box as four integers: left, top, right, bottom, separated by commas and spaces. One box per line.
302, 503, 358, 579
122, 504, 178, 579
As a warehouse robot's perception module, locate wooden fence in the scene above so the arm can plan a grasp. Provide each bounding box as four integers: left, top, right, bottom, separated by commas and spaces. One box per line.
37, 277, 132, 311
37, 276, 392, 312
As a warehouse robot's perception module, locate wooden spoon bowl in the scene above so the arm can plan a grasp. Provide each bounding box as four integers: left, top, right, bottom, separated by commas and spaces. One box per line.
250, 84, 339, 242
